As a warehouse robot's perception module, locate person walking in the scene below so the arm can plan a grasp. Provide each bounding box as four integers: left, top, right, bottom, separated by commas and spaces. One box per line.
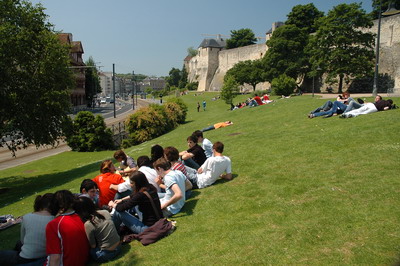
197, 102, 200, 112
202, 100, 206, 111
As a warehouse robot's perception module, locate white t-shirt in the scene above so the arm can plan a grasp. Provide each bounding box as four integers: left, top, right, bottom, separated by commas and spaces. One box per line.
139, 166, 160, 192
197, 156, 232, 189
160, 170, 186, 214
202, 138, 213, 158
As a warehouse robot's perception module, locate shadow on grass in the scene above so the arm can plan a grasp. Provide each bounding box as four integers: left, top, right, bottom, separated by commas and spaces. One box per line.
0, 161, 100, 208
182, 120, 194, 125
87, 244, 138, 266
172, 190, 200, 218
212, 173, 239, 187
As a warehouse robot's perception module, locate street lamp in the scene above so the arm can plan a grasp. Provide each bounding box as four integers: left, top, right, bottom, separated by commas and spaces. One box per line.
132, 70, 135, 110
373, 1, 400, 96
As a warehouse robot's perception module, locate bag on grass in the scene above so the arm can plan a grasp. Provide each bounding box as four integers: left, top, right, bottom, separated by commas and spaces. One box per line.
122, 191, 176, 246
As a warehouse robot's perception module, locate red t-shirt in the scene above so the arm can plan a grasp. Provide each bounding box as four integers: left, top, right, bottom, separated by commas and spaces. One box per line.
46, 213, 89, 266
254, 96, 263, 105
93, 172, 124, 206
263, 95, 270, 101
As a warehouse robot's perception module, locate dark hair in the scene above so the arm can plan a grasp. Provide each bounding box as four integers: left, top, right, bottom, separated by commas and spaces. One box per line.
153, 158, 171, 171
74, 196, 105, 225
387, 99, 393, 105
187, 135, 197, 143
213, 141, 224, 153
376, 95, 382, 100
80, 179, 98, 193
137, 155, 152, 167
113, 150, 127, 161
130, 171, 151, 193
151, 145, 164, 161
100, 160, 114, 174
192, 130, 203, 139
164, 146, 179, 162
51, 190, 75, 215
33, 193, 54, 212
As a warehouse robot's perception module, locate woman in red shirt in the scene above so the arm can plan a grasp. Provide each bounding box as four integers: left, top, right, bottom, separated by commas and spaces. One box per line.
92, 160, 125, 207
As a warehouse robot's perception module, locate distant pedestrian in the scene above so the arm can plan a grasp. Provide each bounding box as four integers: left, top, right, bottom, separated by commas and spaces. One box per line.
202, 100, 206, 111
197, 102, 200, 112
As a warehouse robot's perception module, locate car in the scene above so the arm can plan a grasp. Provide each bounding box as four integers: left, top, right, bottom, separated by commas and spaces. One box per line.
100, 98, 106, 104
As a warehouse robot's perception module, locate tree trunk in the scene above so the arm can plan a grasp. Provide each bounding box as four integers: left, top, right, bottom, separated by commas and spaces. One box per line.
338, 74, 343, 94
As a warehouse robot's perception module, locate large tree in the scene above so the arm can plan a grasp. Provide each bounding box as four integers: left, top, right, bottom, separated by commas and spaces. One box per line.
308, 3, 375, 93
226, 28, 257, 49
166, 67, 181, 89
85, 56, 101, 107
0, 0, 74, 154
371, 0, 400, 19
226, 60, 264, 91
286, 3, 324, 34
262, 24, 309, 83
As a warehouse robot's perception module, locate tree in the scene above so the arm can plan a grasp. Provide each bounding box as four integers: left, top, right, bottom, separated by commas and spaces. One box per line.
178, 66, 188, 89
226, 60, 264, 91
371, 0, 400, 19
271, 74, 297, 96
286, 3, 324, 34
0, 0, 74, 155
221, 75, 240, 106
166, 67, 181, 89
262, 25, 309, 82
226, 28, 257, 49
187, 46, 198, 57
308, 3, 375, 93
85, 56, 101, 107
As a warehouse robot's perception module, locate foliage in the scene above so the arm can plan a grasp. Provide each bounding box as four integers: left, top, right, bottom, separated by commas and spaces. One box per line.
166, 97, 188, 123
0, 0, 74, 155
226, 28, 257, 49
226, 60, 264, 91
65, 111, 114, 152
187, 46, 198, 57
286, 3, 324, 34
371, 0, 400, 19
186, 81, 199, 91
308, 3, 375, 93
262, 25, 309, 82
85, 56, 101, 107
179, 66, 188, 89
221, 75, 240, 105
271, 74, 296, 96
348, 73, 395, 93
166, 67, 182, 89
164, 102, 184, 128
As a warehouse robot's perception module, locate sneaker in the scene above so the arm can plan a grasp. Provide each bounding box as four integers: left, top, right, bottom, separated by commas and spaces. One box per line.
308, 114, 314, 119
347, 114, 353, 118
339, 114, 346, 118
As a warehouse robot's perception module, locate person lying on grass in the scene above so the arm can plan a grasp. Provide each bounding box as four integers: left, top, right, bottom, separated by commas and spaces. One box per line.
308, 91, 353, 118
340, 96, 393, 118
109, 171, 163, 234
200, 121, 233, 132
74, 197, 121, 263
179, 135, 207, 170
193, 141, 232, 189
0, 194, 54, 266
154, 158, 186, 217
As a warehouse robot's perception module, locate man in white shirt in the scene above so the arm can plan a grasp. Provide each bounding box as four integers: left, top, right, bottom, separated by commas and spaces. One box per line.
196, 141, 232, 189
192, 130, 213, 158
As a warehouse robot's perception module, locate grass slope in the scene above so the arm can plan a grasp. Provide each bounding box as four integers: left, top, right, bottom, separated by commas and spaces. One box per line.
0, 93, 399, 265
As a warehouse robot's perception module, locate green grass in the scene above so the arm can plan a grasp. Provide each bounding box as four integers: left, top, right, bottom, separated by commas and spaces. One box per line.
1, 92, 400, 265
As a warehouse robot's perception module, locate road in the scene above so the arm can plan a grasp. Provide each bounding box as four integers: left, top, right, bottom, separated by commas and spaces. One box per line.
0, 99, 157, 171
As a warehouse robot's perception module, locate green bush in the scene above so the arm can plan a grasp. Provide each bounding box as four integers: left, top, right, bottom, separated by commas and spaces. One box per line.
271, 74, 296, 96
166, 97, 188, 123
65, 111, 114, 152
164, 102, 183, 128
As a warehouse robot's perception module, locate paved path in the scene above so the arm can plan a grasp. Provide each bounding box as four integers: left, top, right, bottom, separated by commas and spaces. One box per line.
0, 99, 154, 171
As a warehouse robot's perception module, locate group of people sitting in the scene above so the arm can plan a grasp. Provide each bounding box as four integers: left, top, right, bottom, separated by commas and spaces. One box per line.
232, 93, 273, 110
308, 91, 395, 119
0, 131, 232, 265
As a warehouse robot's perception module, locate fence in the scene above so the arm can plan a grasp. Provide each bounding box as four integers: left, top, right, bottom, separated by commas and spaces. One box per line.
110, 121, 128, 147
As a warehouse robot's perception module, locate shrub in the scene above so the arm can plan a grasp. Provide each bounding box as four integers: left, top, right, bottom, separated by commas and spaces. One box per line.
65, 111, 114, 152
166, 97, 188, 123
164, 102, 183, 128
271, 74, 296, 96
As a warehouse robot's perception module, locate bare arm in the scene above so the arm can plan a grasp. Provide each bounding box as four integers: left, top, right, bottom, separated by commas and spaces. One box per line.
49, 254, 61, 266
181, 152, 194, 160
160, 184, 182, 209
109, 184, 118, 191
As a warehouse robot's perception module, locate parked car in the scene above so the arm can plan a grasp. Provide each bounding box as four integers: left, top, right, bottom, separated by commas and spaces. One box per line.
100, 98, 107, 104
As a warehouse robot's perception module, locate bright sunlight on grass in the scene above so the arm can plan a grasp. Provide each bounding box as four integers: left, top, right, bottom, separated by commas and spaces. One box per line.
0, 92, 399, 265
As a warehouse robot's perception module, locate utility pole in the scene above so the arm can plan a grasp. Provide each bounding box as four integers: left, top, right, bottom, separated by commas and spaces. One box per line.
113, 63, 116, 118
132, 70, 135, 110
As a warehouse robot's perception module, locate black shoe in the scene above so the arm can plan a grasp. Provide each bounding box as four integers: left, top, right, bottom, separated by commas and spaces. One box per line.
357, 98, 364, 104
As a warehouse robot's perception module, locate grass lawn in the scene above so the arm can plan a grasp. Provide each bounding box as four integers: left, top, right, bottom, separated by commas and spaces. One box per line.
0, 92, 399, 265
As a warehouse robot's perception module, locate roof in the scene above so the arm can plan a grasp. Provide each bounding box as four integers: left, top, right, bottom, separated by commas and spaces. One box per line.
57, 33, 72, 44
198, 38, 226, 48
72, 41, 84, 54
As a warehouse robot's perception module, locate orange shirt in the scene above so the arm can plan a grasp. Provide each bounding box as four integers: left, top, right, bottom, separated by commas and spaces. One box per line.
214, 122, 230, 129
93, 172, 124, 206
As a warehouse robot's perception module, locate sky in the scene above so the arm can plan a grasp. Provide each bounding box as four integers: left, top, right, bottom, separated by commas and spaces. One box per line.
29, 0, 373, 77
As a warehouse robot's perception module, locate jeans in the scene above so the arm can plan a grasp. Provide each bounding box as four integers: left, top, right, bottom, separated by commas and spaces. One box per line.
201, 125, 215, 132
344, 101, 363, 113
90, 246, 121, 263
182, 157, 200, 170
113, 210, 148, 234
0, 250, 46, 266
311, 100, 332, 114
313, 101, 347, 117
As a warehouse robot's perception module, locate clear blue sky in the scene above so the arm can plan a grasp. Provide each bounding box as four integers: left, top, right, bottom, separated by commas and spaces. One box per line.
30, 0, 372, 76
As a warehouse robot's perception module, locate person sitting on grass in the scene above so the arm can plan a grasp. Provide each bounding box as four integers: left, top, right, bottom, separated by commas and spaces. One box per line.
179, 135, 207, 170
0, 193, 54, 266
154, 158, 186, 217
46, 190, 90, 266
192, 141, 232, 189
201, 121, 233, 132
93, 160, 125, 207
149, 144, 164, 167
109, 171, 163, 234
340, 96, 393, 118
113, 150, 137, 177
164, 146, 193, 193
137, 155, 160, 192
74, 197, 121, 263
192, 130, 213, 158
78, 179, 99, 206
